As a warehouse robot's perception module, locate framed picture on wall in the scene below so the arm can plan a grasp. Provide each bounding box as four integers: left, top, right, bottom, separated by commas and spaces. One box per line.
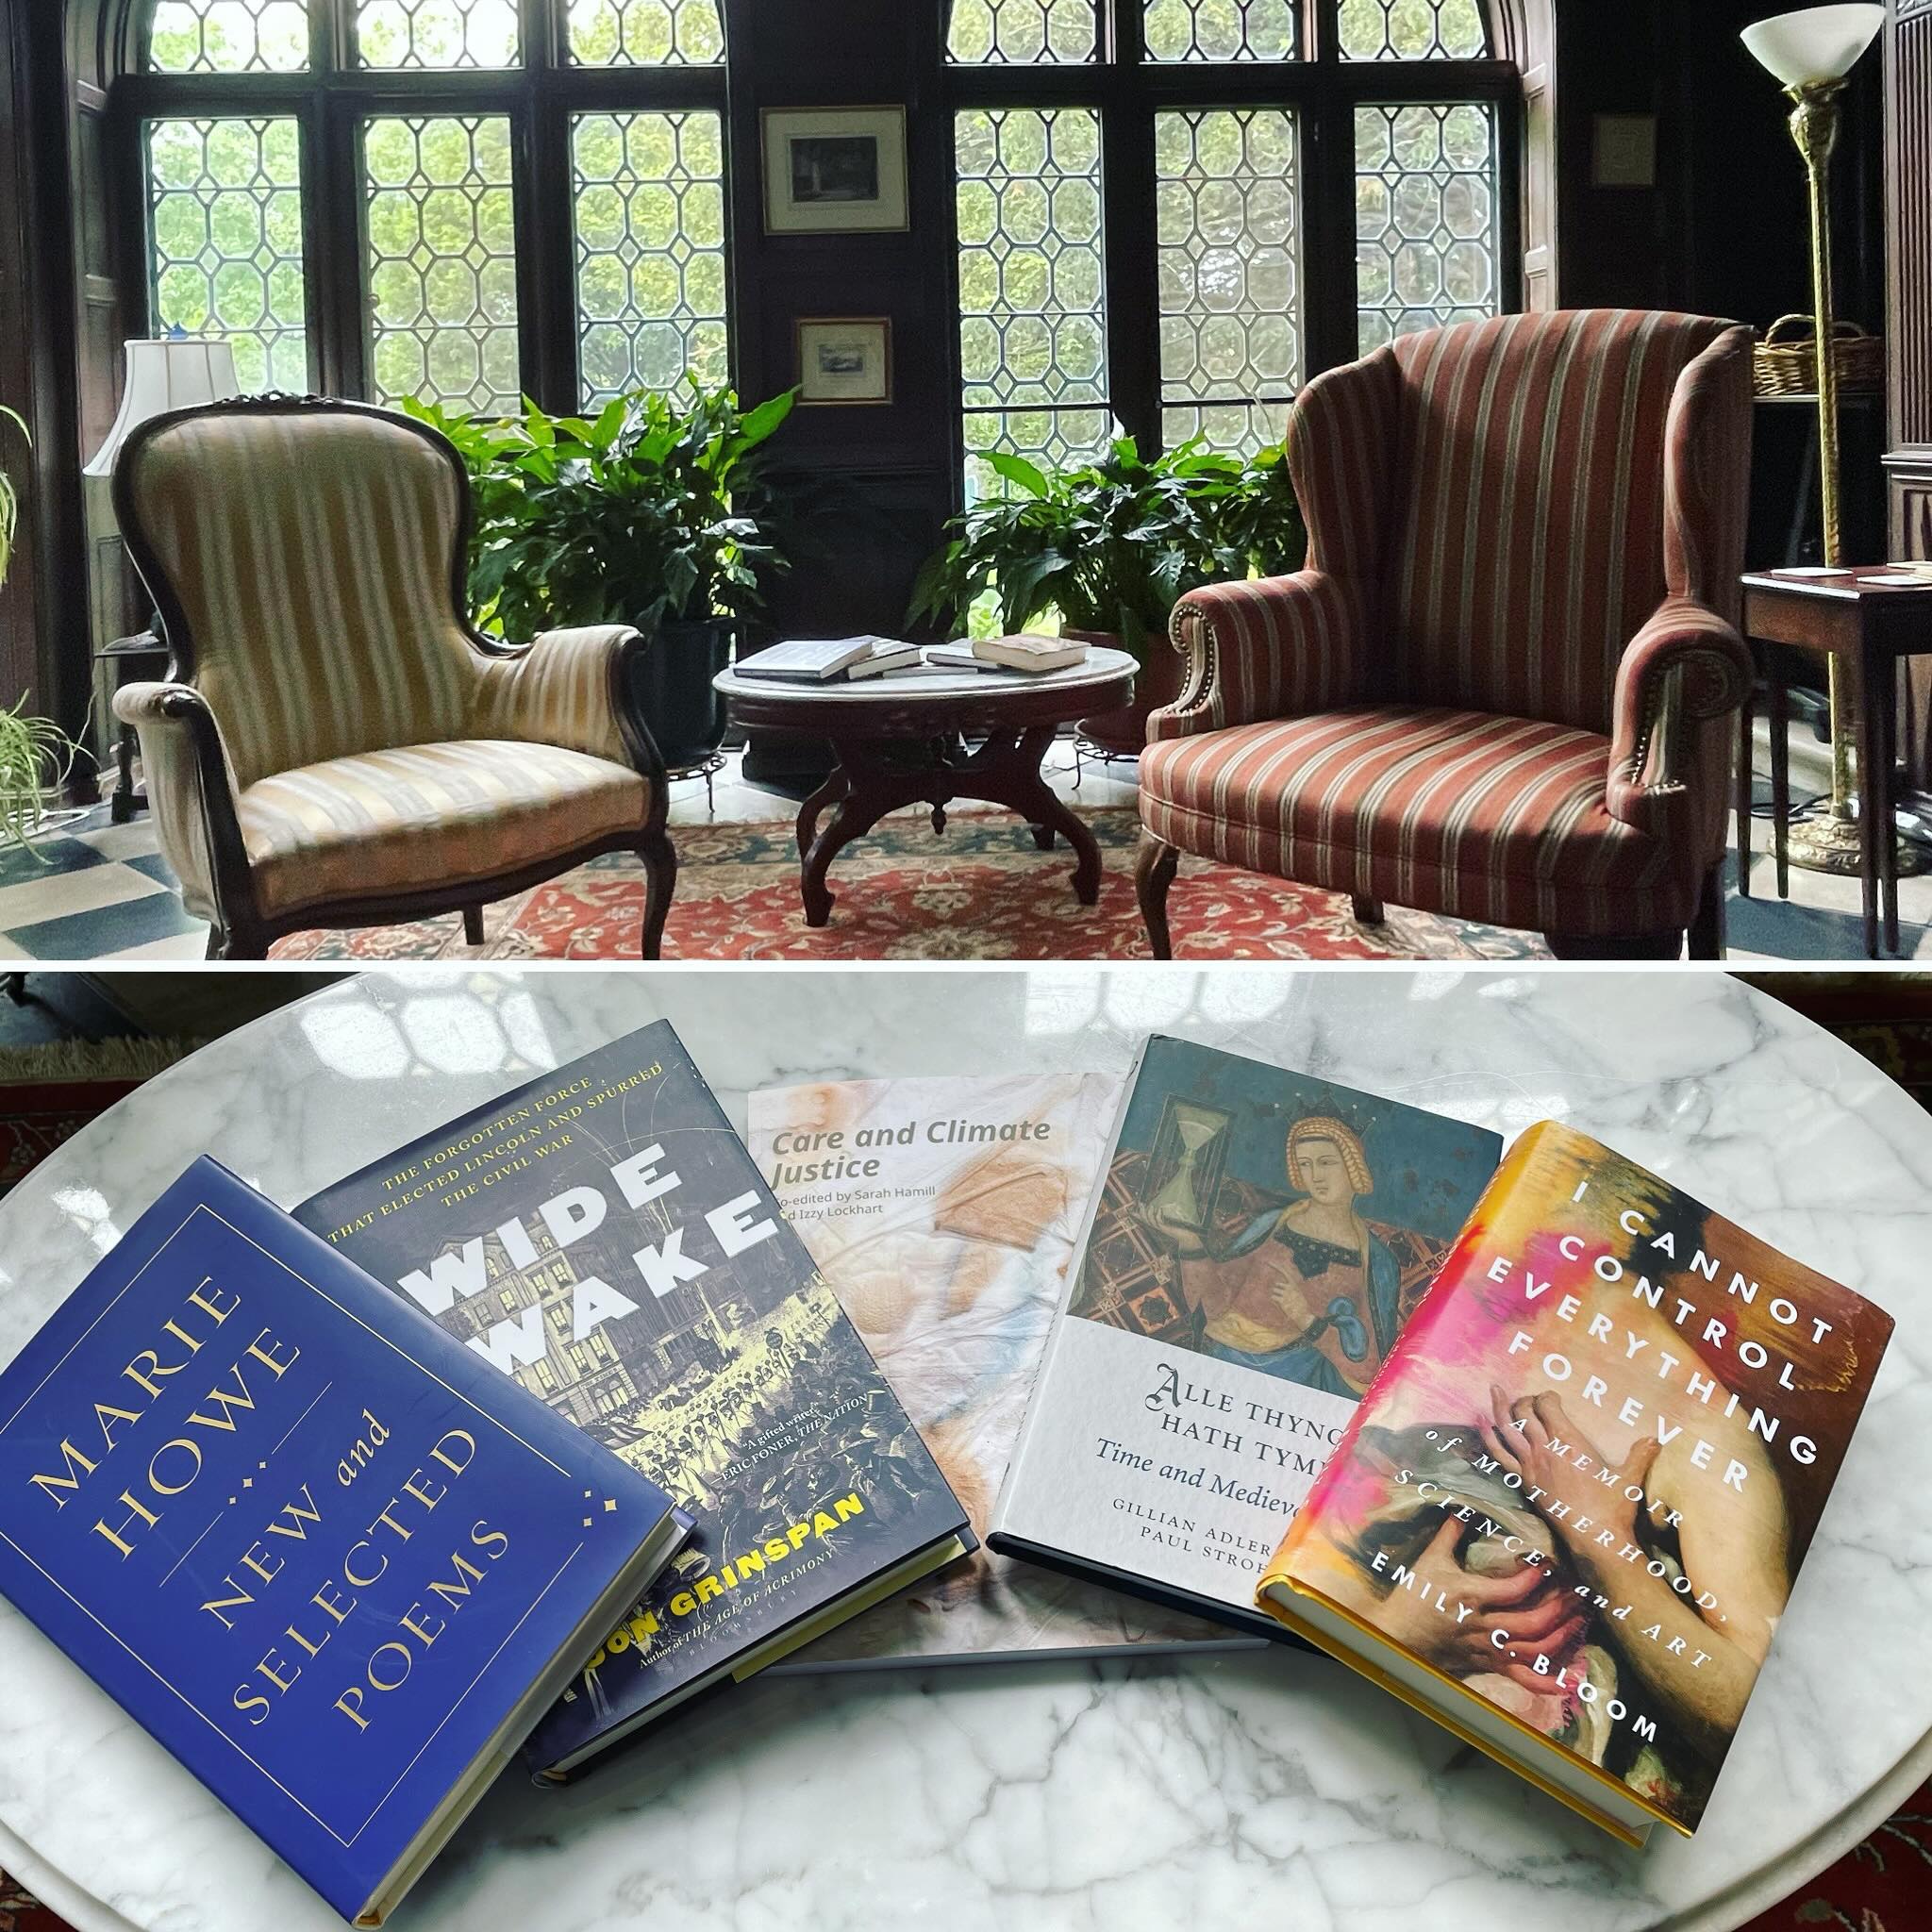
797, 318, 892, 405
762, 107, 909, 235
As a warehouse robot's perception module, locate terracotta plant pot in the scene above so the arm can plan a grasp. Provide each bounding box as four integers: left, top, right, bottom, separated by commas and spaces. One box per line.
1074, 625, 1183, 757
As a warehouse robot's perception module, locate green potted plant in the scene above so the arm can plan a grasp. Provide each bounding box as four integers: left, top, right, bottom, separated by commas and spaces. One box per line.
908, 435, 1305, 754
0, 405, 90, 857
410, 378, 797, 768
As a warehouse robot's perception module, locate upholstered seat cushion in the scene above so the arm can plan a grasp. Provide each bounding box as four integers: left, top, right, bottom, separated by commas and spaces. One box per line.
1140, 706, 1691, 936
238, 740, 648, 918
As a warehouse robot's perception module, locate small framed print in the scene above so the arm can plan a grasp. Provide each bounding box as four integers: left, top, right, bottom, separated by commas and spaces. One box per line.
797, 317, 892, 406
1591, 113, 1657, 189
762, 107, 909, 235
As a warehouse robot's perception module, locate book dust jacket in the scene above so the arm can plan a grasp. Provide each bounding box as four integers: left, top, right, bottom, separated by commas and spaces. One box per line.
750, 1071, 1254, 1664
0, 1159, 684, 1924
991, 1037, 1503, 1632
295, 1022, 969, 1773
1263, 1121, 1893, 1837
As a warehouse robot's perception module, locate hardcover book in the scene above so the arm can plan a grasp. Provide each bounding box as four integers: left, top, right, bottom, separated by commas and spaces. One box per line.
0, 1158, 689, 1927
294, 1023, 973, 1778
988, 1037, 1504, 1638
748, 1072, 1259, 1666
1257, 1120, 1893, 1843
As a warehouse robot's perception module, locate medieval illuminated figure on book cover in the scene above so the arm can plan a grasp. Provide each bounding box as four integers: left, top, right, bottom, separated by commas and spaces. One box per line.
1265, 1122, 1893, 1835
1070, 1060, 1491, 1399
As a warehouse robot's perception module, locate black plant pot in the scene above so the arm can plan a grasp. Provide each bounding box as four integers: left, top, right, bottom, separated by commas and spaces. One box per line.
634, 617, 735, 769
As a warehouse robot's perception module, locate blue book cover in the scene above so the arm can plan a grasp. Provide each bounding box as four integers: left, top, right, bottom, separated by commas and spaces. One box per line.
0, 1158, 689, 1925
294, 1020, 974, 1778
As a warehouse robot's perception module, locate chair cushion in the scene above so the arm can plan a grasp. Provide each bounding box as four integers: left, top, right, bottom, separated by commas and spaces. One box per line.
1140, 707, 1690, 936
238, 740, 648, 920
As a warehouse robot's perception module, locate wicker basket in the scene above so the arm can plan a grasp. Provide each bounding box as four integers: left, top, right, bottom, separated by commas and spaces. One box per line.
1753, 314, 1884, 397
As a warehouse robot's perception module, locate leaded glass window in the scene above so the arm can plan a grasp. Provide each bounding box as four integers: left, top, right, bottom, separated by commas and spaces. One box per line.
362, 114, 521, 410
1157, 108, 1301, 453
134, 0, 737, 415
946, 0, 1516, 489
354, 0, 521, 68
575, 111, 729, 402
146, 0, 308, 73
147, 117, 309, 391
1339, 0, 1487, 61
956, 107, 1110, 498
1355, 101, 1499, 349
1143, 0, 1298, 62
567, 0, 725, 65
947, 0, 1100, 64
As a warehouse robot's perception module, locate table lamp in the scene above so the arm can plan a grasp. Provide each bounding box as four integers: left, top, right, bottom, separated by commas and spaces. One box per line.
84, 335, 242, 652
83, 335, 241, 480
1741, 3, 1887, 875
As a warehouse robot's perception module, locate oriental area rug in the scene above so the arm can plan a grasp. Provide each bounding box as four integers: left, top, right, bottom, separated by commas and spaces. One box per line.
265, 808, 1549, 961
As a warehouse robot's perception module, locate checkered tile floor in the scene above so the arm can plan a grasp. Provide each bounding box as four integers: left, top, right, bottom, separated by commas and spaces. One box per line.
0, 809, 211, 961
1, 736, 1911, 960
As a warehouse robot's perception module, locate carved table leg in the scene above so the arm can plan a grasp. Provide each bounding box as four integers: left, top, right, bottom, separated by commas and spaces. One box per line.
799, 741, 896, 928
795, 766, 848, 856
958, 725, 1102, 905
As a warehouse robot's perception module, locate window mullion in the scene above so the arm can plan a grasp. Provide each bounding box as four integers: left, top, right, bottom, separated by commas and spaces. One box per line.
313, 92, 366, 397
1101, 91, 1158, 454
1301, 82, 1357, 377
520, 4, 576, 411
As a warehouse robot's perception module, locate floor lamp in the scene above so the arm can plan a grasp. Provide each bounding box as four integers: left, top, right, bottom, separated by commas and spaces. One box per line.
1741, 4, 1890, 874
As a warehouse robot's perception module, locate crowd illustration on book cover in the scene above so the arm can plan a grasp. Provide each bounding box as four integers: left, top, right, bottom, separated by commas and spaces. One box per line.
0, 1021, 1895, 1920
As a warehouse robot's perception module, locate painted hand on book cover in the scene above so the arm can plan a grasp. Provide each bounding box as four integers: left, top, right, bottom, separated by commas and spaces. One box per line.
1479, 1385, 1780, 1763
1353, 1514, 1587, 1692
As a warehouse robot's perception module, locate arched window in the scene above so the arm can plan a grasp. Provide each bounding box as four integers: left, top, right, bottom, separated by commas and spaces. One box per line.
946, 0, 1525, 492
127, 0, 732, 413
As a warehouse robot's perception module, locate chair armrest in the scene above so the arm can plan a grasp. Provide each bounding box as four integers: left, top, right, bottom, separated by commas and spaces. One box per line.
475, 625, 664, 778
112, 681, 251, 927
1606, 597, 1752, 840
1150, 572, 1372, 743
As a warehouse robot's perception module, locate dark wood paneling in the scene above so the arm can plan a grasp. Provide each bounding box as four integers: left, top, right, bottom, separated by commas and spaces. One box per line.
1887, 0, 1932, 473
1885, 0, 1932, 779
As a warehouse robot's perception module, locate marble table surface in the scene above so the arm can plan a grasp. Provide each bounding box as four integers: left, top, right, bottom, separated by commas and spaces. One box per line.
1, 967, 1927, 1932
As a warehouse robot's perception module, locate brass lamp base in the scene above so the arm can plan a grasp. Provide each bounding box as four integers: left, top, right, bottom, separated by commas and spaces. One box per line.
1787, 809, 1931, 877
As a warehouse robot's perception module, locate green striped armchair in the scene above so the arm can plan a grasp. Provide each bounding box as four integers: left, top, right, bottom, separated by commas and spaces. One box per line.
111, 397, 676, 960
1138, 309, 1756, 961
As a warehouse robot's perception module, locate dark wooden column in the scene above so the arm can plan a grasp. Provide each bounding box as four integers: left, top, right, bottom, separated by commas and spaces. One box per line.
1886, 0, 1932, 779
0, 0, 104, 788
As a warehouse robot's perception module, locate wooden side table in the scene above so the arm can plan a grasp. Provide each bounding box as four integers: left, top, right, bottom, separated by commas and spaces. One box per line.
1737, 569, 1932, 958
92, 630, 170, 824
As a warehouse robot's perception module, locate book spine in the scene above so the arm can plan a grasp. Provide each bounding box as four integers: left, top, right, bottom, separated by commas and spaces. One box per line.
987, 1038, 1151, 1538
1262, 1119, 1556, 1589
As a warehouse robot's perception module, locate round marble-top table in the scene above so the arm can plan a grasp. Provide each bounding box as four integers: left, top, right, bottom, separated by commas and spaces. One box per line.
714, 648, 1138, 925
1, 968, 1926, 1932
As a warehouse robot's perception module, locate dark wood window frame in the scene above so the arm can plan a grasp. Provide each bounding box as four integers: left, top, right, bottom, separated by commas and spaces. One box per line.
108, 0, 736, 414
941, 0, 1525, 478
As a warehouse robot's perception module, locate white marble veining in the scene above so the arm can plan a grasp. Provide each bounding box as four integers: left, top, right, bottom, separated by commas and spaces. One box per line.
1, 968, 1928, 1932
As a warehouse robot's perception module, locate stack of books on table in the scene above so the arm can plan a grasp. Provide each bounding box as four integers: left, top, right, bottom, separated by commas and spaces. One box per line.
0, 1022, 1893, 1919
735, 634, 1091, 683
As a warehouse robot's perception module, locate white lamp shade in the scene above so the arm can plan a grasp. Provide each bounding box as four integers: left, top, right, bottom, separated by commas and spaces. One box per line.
84, 336, 242, 478
1741, 4, 1884, 86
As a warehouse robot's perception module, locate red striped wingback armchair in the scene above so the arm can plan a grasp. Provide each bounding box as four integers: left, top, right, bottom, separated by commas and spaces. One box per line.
1137, 309, 1756, 960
